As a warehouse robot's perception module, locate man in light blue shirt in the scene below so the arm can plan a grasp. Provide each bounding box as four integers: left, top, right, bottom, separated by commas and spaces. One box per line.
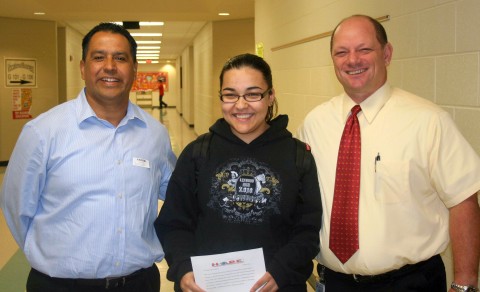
0, 22, 176, 291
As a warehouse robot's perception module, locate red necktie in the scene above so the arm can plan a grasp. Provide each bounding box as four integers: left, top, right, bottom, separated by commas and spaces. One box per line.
329, 105, 362, 264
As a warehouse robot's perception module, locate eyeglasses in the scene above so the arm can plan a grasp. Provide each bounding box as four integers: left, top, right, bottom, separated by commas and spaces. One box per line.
219, 88, 271, 103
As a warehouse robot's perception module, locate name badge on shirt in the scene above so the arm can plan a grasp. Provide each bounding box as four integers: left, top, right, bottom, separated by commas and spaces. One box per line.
133, 157, 150, 169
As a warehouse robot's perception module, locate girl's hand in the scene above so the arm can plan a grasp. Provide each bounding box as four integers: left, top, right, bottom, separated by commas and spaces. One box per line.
250, 272, 278, 292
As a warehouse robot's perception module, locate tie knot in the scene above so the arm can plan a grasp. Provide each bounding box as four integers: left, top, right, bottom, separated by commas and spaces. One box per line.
351, 105, 362, 116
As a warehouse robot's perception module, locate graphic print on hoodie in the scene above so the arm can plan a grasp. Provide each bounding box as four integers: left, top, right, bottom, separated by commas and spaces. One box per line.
207, 158, 281, 224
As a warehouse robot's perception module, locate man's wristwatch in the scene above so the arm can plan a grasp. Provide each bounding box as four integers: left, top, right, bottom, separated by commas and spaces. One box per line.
451, 282, 479, 292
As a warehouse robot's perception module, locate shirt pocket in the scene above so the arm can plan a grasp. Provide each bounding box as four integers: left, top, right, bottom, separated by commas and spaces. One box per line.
374, 160, 409, 204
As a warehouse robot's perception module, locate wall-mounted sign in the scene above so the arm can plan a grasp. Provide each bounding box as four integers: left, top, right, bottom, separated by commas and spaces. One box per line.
12, 88, 33, 119
5, 58, 37, 87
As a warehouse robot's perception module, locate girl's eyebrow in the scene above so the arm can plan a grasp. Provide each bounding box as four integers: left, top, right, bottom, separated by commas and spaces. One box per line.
221, 86, 262, 92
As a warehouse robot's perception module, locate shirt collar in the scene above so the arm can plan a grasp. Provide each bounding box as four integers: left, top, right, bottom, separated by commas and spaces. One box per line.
341, 83, 392, 124
76, 88, 146, 128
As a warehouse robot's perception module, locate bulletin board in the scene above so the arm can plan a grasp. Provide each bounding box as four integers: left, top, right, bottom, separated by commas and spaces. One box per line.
131, 72, 168, 91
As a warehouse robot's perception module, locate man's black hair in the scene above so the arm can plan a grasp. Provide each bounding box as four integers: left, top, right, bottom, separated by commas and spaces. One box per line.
82, 22, 137, 62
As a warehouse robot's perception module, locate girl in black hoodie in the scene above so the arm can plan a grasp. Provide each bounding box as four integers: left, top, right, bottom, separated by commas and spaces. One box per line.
155, 53, 322, 292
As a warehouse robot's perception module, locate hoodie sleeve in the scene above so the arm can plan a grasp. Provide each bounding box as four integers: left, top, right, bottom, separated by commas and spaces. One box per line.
154, 142, 199, 285
267, 143, 322, 288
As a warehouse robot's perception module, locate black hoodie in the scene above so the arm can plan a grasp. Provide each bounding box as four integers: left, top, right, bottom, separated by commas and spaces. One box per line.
155, 115, 322, 291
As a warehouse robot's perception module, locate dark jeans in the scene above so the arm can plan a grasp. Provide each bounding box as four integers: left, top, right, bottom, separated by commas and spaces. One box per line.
160, 95, 168, 108
27, 264, 160, 292
318, 255, 446, 292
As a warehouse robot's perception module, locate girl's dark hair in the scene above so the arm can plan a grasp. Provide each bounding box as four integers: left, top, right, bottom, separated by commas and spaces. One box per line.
82, 22, 137, 63
219, 53, 278, 122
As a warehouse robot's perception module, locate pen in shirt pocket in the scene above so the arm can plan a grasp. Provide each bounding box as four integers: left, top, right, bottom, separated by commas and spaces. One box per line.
375, 153, 381, 172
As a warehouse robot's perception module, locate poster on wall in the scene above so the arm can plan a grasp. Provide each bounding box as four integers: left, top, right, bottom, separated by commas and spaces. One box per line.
5, 58, 37, 87
12, 88, 33, 119
131, 72, 168, 92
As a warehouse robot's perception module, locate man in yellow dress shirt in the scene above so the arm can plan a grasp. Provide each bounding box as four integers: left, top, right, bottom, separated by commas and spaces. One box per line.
298, 14, 480, 292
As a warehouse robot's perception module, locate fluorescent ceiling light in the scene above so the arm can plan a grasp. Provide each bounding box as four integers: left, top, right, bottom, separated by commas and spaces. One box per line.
138, 46, 161, 49
131, 33, 162, 37
140, 22, 164, 26
34, 12, 46, 15
218, 12, 230, 16
136, 50, 160, 54
136, 41, 162, 44
137, 56, 159, 60
137, 54, 160, 57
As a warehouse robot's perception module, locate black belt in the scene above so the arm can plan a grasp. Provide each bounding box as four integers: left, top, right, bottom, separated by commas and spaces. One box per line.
32, 265, 154, 289
319, 254, 441, 284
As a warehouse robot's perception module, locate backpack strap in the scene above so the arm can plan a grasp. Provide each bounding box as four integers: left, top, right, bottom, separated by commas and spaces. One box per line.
293, 138, 312, 179
294, 138, 312, 203
193, 132, 213, 180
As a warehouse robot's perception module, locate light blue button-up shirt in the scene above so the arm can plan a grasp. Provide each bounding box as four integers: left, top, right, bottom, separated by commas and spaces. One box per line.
0, 89, 176, 278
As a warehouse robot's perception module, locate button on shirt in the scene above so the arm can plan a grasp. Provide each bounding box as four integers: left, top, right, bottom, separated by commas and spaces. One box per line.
298, 83, 480, 275
0, 89, 177, 278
